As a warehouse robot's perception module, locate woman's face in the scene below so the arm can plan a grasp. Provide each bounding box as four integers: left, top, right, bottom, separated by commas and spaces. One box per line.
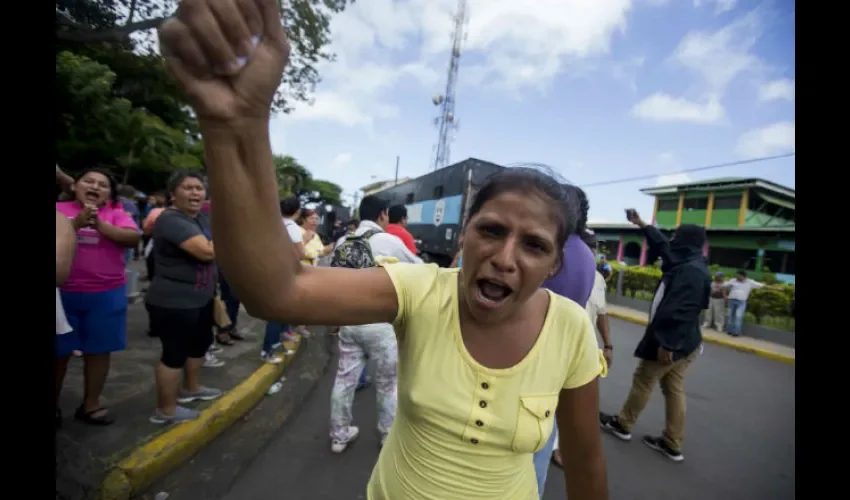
171, 176, 206, 214
460, 191, 561, 323
307, 213, 319, 230
75, 171, 111, 207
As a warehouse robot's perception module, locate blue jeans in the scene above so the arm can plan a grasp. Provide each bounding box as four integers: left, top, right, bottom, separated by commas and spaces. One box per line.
263, 321, 290, 353
726, 299, 747, 335
532, 420, 558, 497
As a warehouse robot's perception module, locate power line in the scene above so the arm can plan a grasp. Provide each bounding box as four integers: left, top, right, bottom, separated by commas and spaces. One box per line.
579, 152, 795, 188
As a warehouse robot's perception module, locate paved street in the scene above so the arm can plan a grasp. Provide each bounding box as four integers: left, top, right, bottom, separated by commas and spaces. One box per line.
182, 318, 796, 500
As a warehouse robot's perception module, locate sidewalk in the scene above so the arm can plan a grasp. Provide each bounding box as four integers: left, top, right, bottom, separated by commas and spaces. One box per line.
606, 304, 795, 365
56, 262, 301, 500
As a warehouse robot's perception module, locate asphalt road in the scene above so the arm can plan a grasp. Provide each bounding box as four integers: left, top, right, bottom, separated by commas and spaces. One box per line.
218, 318, 795, 500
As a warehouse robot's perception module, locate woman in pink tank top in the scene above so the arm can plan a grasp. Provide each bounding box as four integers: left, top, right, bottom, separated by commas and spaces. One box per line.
55, 167, 141, 427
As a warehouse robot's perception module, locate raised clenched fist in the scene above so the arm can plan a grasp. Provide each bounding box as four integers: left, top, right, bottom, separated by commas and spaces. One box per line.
158, 0, 290, 124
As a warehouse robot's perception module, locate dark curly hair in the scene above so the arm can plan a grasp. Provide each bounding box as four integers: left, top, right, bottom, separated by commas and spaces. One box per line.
565, 184, 594, 247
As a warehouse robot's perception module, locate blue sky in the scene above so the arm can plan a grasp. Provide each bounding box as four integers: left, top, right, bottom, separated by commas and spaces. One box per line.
268, 0, 795, 223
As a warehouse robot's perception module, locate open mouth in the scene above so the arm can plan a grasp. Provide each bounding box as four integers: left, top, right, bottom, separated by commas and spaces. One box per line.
187, 198, 201, 205
475, 278, 513, 308
84, 190, 100, 203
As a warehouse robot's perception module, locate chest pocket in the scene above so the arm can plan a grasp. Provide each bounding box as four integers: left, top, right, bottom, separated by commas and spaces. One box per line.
511, 393, 560, 453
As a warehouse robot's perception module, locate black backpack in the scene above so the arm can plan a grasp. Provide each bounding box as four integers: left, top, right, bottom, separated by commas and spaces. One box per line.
330, 229, 381, 269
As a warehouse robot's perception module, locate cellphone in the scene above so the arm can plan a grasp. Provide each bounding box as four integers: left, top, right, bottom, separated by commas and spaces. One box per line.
625, 209, 637, 219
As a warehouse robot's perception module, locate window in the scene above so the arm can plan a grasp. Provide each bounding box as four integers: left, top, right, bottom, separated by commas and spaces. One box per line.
683, 197, 708, 210
405, 193, 414, 204
708, 247, 758, 270
713, 194, 741, 210
748, 194, 793, 221
762, 250, 795, 275
433, 185, 444, 198
657, 198, 679, 211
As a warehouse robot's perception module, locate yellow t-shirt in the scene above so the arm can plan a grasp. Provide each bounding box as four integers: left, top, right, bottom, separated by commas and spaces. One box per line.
301, 231, 324, 266
368, 263, 606, 500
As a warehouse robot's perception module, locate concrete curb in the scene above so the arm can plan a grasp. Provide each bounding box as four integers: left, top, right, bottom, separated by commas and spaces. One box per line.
607, 311, 795, 366
97, 340, 301, 500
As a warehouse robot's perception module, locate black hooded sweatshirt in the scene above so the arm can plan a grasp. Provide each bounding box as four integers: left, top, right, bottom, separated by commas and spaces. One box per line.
634, 224, 711, 362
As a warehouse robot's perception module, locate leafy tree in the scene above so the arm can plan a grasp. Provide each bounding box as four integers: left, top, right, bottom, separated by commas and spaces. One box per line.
56, 50, 200, 186
55, 0, 355, 114
301, 178, 342, 207
273, 154, 310, 199
272, 154, 343, 207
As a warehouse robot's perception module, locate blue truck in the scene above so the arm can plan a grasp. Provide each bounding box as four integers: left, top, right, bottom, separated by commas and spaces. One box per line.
376, 158, 505, 267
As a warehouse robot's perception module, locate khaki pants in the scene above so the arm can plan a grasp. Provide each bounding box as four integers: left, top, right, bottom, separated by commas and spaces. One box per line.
617, 350, 699, 451
702, 297, 725, 330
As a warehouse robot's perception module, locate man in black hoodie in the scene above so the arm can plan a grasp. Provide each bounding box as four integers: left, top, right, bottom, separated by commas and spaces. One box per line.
599, 209, 710, 463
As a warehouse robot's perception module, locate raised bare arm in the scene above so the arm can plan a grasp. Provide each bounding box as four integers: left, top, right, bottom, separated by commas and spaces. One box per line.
159, 0, 398, 326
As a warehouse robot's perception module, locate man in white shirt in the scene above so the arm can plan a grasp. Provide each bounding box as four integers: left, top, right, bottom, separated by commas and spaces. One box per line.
329, 196, 421, 455
335, 198, 422, 265
723, 270, 776, 337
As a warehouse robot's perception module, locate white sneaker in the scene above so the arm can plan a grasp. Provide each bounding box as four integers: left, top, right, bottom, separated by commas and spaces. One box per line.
331, 426, 360, 454
203, 353, 225, 368
261, 351, 283, 364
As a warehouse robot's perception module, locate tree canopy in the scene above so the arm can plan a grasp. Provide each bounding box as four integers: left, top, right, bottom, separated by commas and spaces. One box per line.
273, 154, 342, 207
55, 0, 352, 195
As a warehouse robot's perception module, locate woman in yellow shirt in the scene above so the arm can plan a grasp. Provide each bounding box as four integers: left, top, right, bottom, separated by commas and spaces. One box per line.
294, 208, 334, 337
297, 208, 333, 266
159, 7, 608, 498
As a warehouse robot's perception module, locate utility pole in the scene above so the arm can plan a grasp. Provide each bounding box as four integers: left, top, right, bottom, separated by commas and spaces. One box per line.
352, 191, 360, 218
394, 156, 400, 185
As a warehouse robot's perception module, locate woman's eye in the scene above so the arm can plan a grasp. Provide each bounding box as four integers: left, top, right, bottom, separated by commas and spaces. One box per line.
479, 226, 501, 236
525, 240, 548, 253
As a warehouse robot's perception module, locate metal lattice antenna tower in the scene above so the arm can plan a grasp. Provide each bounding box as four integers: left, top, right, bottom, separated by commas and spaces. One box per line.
431, 0, 468, 171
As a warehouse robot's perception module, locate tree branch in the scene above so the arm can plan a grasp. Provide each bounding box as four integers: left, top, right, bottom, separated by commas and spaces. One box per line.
56, 7, 169, 43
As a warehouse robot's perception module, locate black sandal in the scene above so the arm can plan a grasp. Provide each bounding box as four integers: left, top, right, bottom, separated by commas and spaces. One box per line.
216, 333, 235, 346
74, 405, 115, 426
228, 330, 246, 341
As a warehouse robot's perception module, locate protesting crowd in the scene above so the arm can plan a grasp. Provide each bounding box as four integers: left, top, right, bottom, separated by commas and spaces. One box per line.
52, 1, 771, 498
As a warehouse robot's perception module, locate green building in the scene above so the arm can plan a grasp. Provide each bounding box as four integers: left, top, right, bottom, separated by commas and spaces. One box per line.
590, 177, 795, 284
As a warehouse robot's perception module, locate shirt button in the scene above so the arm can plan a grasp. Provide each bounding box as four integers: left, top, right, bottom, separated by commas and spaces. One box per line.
475, 420, 484, 427
471, 438, 479, 444
479, 401, 487, 408
545, 410, 551, 417
481, 382, 489, 389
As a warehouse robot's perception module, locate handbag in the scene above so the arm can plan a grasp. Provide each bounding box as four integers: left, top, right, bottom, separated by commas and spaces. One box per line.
213, 295, 232, 329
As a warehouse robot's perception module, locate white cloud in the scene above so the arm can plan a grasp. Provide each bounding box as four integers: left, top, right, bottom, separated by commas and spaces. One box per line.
655, 173, 691, 186
283, 0, 635, 126
631, 9, 764, 125
693, 0, 737, 15
333, 153, 353, 167
671, 9, 764, 92
736, 121, 795, 158
757, 78, 795, 102
632, 93, 724, 124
